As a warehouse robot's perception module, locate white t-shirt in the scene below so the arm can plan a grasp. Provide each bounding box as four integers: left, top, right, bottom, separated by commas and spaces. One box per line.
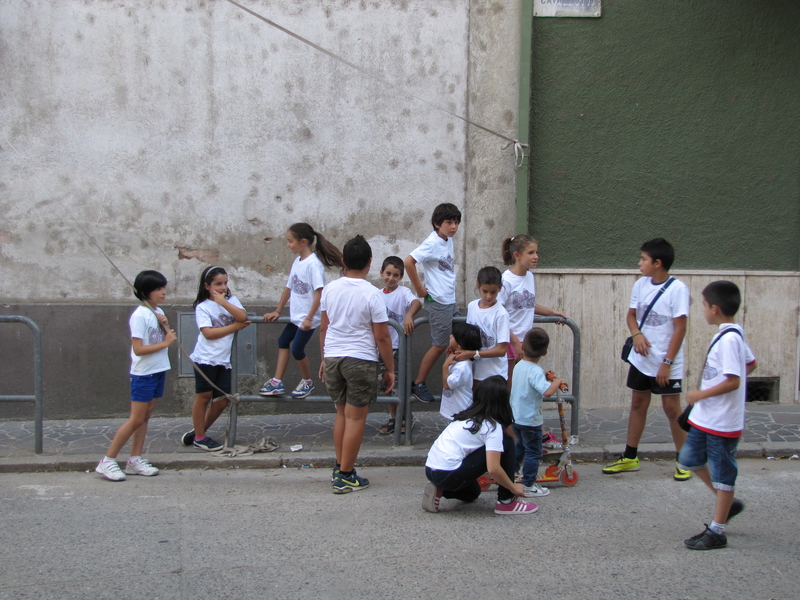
321, 277, 388, 362
689, 324, 753, 437
381, 285, 417, 349
129, 306, 171, 376
190, 296, 245, 368
286, 254, 326, 329
509, 360, 549, 427
499, 270, 536, 339
426, 418, 506, 471
466, 299, 510, 381
628, 277, 690, 378
409, 230, 456, 304
440, 360, 474, 420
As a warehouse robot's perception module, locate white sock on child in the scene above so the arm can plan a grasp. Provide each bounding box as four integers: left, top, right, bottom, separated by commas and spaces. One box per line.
710, 521, 725, 534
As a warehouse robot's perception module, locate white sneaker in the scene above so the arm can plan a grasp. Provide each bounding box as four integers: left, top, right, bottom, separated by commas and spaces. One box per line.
95, 459, 126, 481
523, 482, 550, 497
125, 458, 159, 477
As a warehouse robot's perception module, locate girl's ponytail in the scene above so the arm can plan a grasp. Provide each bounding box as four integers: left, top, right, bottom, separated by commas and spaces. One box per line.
502, 234, 536, 266
312, 230, 343, 269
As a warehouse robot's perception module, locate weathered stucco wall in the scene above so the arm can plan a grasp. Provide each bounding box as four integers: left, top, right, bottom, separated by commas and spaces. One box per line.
0, 1, 524, 418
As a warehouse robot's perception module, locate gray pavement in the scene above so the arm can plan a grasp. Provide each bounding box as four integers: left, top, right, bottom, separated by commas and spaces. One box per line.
1, 402, 799, 472
1, 462, 799, 599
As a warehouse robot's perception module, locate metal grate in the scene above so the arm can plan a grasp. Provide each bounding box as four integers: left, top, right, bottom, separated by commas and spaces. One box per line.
745, 378, 778, 403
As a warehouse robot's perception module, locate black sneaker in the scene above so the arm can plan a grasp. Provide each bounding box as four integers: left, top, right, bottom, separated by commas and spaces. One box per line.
181, 430, 196, 446
726, 498, 744, 523
331, 464, 340, 482
332, 470, 369, 494
412, 381, 435, 403
193, 436, 223, 451
684, 525, 727, 550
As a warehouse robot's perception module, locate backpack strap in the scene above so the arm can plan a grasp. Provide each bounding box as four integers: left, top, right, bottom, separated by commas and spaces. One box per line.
637, 277, 675, 330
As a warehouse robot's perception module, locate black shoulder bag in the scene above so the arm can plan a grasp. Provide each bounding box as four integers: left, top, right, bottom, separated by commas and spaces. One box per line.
621, 277, 675, 363
677, 327, 744, 432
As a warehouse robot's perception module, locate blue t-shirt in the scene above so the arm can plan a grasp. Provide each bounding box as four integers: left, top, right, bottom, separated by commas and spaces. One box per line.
509, 360, 550, 427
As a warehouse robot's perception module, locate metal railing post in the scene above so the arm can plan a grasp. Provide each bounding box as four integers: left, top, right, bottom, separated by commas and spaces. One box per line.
227, 331, 239, 446
0, 316, 43, 453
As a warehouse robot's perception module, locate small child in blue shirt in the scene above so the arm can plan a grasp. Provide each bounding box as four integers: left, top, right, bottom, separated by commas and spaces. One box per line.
509, 328, 565, 498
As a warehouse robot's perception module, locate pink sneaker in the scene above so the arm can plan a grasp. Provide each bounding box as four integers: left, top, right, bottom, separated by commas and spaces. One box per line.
494, 498, 538, 515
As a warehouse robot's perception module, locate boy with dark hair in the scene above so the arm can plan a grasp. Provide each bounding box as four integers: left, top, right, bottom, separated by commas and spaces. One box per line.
604, 238, 692, 479
680, 281, 757, 550
510, 328, 565, 498
319, 235, 395, 493
378, 256, 422, 435
404, 202, 462, 402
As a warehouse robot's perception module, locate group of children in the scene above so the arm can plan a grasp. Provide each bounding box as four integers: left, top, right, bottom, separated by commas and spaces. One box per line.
93, 207, 757, 549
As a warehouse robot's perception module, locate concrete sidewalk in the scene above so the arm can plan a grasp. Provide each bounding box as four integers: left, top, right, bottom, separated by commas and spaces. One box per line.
1, 403, 799, 473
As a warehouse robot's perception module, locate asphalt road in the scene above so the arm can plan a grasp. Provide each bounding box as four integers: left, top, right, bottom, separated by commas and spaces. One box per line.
1, 459, 798, 600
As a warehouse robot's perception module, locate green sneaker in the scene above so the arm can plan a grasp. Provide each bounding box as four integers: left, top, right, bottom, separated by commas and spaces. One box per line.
674, 462, 692, 481
332, 470, 369, 494
602, 456, 640, 474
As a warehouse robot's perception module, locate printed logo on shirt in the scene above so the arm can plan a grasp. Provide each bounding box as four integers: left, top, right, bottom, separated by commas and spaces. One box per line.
508, 289, 535, 310
211, 313, 235, 328
147, 326, 165, 345
639, 308, 669, 328
703, 362, 718, 381
290, 274, 312, 296
387, 308, 402, 323
442, 388, 453, 398
479, 328, 495, 349
437, 255, 454, 273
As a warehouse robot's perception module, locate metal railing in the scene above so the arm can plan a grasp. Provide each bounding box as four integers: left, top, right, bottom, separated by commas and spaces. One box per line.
223, 314, 581, 449
0, 316, 43, 453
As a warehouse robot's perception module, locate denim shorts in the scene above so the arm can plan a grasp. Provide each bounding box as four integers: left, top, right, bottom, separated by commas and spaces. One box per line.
130, 371, 167, 402
678, 426, 740, 491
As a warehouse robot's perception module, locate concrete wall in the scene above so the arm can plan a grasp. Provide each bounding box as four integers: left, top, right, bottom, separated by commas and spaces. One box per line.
0, 1, 523, 418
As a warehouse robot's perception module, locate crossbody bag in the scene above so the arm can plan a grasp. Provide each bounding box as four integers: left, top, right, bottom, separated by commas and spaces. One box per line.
621, 277, 675, 363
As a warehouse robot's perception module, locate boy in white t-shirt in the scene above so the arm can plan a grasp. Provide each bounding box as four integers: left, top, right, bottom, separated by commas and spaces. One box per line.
459, 266, 510, 384
680, 281, 757, 550
404, 203, 461, 403
377, 256, 422, 435
440, 322, 482, 420
603, 238, 691, 480
95, 271, 177, 481
319, 236, 395, 494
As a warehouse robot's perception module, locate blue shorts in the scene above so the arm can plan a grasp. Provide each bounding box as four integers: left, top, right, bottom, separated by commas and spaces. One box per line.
130, 371, 167, 402
678, 426, 740, 491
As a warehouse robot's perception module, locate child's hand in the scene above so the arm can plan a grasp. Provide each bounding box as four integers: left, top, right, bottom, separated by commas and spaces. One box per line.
210, 289, 227, 304
633, 334, 651, 356
232, 320, 251, 331
686, 390, 702, 405
318, 362, 326, 383
165, 329, 177, 345
299, 316, 313, 331
655, 363, 671, 387
382, 371, 395, 395
452, 350, 474, 362
416, 285, 428, 299
554, 310, 568, 323
156, 313, 169, 328
443, 352, 457, 367
263, 310, 280, 322
403, 315, 415, 335
513, 339, 523, 357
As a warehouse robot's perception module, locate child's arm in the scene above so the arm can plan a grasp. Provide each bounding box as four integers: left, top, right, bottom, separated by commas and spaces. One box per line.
131, 330, 177, 356
210, 290, 248, 322
442, 351, 457, 390
299, 288, 323, 331
486, 451, 525, 497
317, 311, 329, 382
509, 331, 522, 357
542, 378, 565, 398
199, 320, 250, 340
686, 374, 740, 405
656, 315, 687, 386
454, 342, 508, 362
534, 304, 568, 321
747, 360, 757, 375
404, 255, 427, 299
403, 299, 423, 335
263, 287, 291, 322
373, 321, 395, 394
627, 308, 652, 356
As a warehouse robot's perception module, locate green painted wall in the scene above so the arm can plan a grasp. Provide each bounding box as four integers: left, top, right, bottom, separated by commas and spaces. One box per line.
528, 0, 800, 270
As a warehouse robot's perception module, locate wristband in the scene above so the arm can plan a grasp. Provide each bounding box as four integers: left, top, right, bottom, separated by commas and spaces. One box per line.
631, 332, 643, 339
471, 350, 481, 361
662, 358, 674, 366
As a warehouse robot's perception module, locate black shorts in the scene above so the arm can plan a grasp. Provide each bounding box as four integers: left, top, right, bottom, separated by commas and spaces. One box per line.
626, 364, 682, 395
194, 363, 232, 395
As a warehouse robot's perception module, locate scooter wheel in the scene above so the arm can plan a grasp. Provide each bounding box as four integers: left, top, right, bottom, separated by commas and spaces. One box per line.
559, 469, 579, 487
